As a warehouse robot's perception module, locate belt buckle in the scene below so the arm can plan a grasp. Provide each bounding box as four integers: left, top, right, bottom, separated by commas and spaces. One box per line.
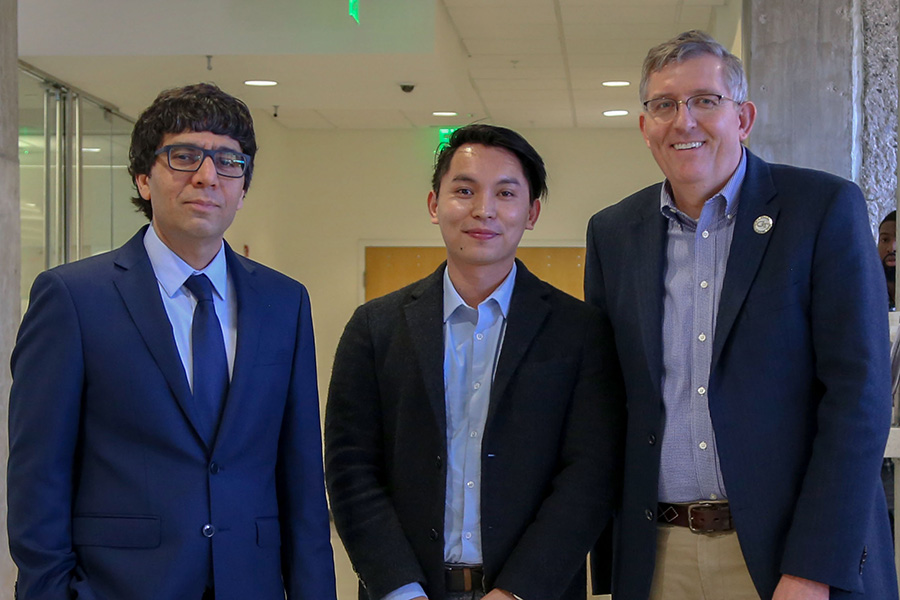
687, 502, 715, 533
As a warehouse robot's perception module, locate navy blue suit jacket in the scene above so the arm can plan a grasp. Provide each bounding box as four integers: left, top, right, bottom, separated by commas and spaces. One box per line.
8, 226, 336, 600
585, 151, 897, 599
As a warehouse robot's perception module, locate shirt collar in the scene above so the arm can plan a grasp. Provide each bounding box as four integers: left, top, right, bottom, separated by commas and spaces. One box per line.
442, 262, 517, 323
143, 224, 228, 300
659, 146, 747, 223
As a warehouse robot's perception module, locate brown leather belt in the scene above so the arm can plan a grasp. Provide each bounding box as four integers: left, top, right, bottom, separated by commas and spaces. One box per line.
658, 501, 733, 533
445, 565, 484, 593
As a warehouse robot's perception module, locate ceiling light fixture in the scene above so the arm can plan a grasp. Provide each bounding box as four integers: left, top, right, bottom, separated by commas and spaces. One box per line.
82, 147, 102, 152
244, 80, 278, 87
433, 111, 458, 117
602, 81, 630, 87
603, 110, 629, 117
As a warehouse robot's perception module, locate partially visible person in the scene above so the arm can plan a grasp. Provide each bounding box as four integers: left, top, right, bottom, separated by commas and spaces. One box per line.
880, 210, 896, 310
8, 83, 336, 600
326, 124, 624, 600
586, 30, 896, 600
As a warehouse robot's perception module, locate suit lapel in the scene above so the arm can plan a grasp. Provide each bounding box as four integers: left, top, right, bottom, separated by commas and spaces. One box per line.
712, 151, 779, 369
211, 244, 261, 449
633, 191, 667, 397
404, 267, 448, 433
113, 227, 204, 442
488, 262, 550, 424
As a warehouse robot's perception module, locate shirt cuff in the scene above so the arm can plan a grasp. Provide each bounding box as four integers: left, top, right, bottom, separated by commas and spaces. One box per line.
382, 582, 427, 600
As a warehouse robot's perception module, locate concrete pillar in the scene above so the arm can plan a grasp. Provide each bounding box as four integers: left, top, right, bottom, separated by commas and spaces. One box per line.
0, 0, 19, 595
745, 0, 899, 232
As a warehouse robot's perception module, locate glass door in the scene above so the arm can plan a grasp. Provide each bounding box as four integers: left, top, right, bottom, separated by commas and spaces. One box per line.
17, 65, 141, 315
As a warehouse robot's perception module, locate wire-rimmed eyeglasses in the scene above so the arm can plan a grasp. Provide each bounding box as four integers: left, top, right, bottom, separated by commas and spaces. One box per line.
154, 145, 251, 178
642, 94, 741, 122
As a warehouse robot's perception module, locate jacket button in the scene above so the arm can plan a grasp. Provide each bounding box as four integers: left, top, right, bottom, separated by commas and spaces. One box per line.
202, 524, 216, 538
645, 508, 654, 521
648, 433, 657, 445
429, 528, 439, 541
436, 455, 442, 468
209, 462, 220, 474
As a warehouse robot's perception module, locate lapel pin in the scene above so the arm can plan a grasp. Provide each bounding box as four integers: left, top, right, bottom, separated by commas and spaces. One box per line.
753, 215, 774, 234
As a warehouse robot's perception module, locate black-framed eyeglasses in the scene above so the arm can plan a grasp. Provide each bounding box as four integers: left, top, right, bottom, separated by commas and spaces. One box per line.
154, 145, 251, 178
642, 93, 741, 122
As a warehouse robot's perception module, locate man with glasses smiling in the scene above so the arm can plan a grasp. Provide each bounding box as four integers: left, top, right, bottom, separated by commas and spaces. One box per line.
8, 83, 337, 600
585, 31, 896, 599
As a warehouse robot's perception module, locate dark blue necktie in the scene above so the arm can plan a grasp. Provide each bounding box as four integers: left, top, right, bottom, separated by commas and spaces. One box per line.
184, 274, 228, 443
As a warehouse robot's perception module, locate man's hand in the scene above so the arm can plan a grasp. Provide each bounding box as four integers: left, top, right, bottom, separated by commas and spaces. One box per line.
483, 589, 517, 600
772, 574, 829, 600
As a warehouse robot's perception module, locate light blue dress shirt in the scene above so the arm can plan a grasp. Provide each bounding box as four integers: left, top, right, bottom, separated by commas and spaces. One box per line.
658, 149, 747, 503
143, 225, 237, 386
385, 263, 516, 600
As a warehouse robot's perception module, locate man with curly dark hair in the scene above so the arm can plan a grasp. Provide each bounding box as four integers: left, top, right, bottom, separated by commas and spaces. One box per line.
8, 83, 337, 600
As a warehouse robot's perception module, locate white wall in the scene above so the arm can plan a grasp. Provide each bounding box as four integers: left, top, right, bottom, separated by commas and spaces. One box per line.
227, 115, 662, 402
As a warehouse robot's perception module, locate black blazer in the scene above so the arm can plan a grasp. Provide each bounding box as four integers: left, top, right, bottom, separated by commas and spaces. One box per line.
586, 151, 897, 599
326, 260, 624, 600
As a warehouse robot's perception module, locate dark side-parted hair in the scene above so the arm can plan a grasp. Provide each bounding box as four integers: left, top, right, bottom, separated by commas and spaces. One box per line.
431, 124, 548, 205
128, 83, 257, 220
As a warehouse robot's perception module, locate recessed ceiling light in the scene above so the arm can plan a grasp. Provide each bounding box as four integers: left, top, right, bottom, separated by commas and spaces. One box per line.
244, 80, 278, 87
603, 110, 629, 117
602, 81, 630, 87
433, 111, 458, 117
82, 147, 102, 152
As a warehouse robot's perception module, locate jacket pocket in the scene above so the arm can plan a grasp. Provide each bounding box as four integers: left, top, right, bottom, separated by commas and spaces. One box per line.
72, 514, 161, 548
256, 517, 281, 547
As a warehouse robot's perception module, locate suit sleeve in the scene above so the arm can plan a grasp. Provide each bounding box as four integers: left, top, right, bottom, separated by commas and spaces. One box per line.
8, 270, 87, 599
277, 285, 338, 600
325, 305, 428, 599
492, 308, 625, 600
779, 181, 892, 591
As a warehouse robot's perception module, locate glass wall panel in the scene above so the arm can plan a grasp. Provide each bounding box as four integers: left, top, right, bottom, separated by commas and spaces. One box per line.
79, 96, 143, 258
17, 65, 138, 315
17, 70, 58, 315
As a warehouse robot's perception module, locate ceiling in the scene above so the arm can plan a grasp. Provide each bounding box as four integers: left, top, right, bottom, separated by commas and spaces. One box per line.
18, 0, 742, 130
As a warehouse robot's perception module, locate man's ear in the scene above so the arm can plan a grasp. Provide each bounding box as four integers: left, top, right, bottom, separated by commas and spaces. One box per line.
427, 190, 439, 224
738, 100, 757, 141
135, 174, 151, 200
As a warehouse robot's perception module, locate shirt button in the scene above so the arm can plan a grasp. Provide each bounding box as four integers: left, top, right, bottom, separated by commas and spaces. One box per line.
700, 280, 709, 289
473, 382, 481, 390
466, 481, 475, 489
702, 230, 710, 239
698, 333, 707, 342
710, 493, 718, 500
699, 441, 708, 450
476, 333, 484, 341
464, 532, 472, 540
201, 524, 216, 538
470, 430, 478, 438
698, 386, 706, 395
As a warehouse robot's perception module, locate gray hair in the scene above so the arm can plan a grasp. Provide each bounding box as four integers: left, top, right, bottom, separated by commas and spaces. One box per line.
640, 30, 748, 104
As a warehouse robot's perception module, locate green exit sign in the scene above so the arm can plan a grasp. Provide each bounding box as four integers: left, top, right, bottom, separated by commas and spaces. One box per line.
438, 127, 459, 152
349, 0, 360, 23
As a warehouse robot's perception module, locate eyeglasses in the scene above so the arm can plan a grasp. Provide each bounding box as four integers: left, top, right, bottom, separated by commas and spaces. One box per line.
642, 94, 741, 122
154, 145, 251, 178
